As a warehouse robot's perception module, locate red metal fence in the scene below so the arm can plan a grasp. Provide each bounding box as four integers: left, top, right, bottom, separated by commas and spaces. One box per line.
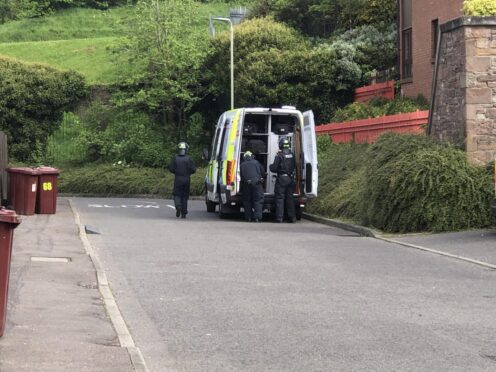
316, 110, 429, 144
354, 80, 395, 103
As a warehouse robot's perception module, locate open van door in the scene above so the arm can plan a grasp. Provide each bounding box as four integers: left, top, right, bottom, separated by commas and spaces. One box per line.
205, 113, 226, 210
302, 110, 318, 198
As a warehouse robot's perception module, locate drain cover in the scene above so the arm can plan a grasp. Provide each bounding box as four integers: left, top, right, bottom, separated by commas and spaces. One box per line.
85, 225, 101, 234
31, 257, 71, 263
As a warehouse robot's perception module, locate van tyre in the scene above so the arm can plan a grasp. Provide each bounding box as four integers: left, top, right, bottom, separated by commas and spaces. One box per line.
295, 205, 302, 221
219, 201, 229, 219
205, 192, 216, 213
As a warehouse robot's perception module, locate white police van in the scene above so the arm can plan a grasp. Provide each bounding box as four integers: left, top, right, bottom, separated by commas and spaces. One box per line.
204, 106, 318, 219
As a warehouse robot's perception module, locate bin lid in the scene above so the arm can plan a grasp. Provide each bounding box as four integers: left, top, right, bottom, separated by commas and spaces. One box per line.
0, 208, 21, 226
36, 166, 60, 175
7, 167, 40, 175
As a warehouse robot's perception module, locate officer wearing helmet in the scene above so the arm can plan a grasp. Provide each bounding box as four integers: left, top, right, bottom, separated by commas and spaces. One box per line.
269, 137, 296, 223
240, 150, 265, 222
168, 142, 196, 218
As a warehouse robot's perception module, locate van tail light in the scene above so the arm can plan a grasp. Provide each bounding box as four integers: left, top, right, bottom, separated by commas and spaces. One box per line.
226, 160, 236, 185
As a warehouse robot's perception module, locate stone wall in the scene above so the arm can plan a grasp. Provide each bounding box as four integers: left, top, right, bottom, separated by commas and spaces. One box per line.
430, 17, 496, 165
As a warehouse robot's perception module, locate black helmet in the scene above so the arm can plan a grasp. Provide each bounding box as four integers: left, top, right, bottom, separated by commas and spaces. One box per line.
177, 142, 189, 156
279, 137, 290, 150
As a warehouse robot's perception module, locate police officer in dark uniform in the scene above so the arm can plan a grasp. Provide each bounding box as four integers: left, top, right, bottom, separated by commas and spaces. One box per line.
240, 151, 265, 222
270, 137, 296, 223
168, 142, 196, 218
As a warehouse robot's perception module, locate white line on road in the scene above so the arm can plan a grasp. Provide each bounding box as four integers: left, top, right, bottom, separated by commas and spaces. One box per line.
166, 205, 176, 209
304, 213, 496, 270
377, 236, 496, 270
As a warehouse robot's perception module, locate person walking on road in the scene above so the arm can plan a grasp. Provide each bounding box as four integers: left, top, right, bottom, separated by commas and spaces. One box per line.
240, 151, 265, 222
168, 142, 196, 218
269, 137, 296, 223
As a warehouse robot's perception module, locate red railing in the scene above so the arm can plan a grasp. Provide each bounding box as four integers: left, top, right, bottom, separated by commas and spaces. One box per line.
354, 80, 395, 103
316, 110, 429, 144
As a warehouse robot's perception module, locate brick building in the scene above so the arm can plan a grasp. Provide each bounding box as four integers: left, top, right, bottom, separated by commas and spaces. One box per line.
398, 0, 464, 99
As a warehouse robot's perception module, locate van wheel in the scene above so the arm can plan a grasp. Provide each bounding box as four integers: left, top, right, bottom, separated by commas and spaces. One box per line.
219, 202, 229, 219
205, 192, 216, 213
296, 205, 303, 221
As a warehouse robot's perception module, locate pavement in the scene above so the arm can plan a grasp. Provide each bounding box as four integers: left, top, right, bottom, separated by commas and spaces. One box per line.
0, 199, 494, 371
0, 198, 135, 371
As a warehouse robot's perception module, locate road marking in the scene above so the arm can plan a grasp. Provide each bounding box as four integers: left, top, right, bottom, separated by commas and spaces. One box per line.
166, 205, 176, 209
88, 204, 160, 209
31, 256, 71, 263
378, 236, 496, 270
69, 199, 149, 372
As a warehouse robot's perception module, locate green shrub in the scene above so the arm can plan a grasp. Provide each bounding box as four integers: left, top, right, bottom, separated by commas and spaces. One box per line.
0, 56, 87, 162
74, 101, 176, 167
308, 132, 495, 233
250, 0, 397, 38
202, 17, 362, 123
362, 133, 494, 232
58, 163, 206, 196
327, 23, 397, 75
0, 0, 132, 22
307, 141, 369, 218
46, 112, 88, 165
331, 96, 429, 122
463, 0, 496, 16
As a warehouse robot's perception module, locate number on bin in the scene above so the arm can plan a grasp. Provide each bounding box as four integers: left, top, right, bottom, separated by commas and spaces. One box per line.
43, 182, 52, 191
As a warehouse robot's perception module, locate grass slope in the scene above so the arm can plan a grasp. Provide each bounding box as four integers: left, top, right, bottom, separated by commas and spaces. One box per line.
0, 2, 244, 84
0, 37, 121, 84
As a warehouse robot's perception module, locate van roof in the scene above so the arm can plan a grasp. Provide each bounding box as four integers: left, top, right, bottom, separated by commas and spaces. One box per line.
239, 107, 300, 114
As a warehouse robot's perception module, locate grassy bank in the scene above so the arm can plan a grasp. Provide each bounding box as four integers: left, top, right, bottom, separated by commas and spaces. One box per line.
0, 3, 244, 84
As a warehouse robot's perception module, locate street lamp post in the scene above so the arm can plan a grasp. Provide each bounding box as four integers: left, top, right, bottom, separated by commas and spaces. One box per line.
209, 17, 234, 110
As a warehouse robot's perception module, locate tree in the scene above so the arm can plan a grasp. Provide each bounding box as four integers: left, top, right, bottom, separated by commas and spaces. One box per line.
251, 0, 397, 38
115, 0, 208, 141
200, 18, 363, 123
328, 23, 397, 75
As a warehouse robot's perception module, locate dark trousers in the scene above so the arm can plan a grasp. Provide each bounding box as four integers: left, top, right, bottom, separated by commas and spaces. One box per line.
173, 177, 190, 215
274, 180, 295, 220
242, 183, 264, 220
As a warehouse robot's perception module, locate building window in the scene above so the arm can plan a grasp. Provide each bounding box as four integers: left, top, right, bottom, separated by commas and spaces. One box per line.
402, 28, 412, 78
431, 19, 439, 60
401, 0, 412, 79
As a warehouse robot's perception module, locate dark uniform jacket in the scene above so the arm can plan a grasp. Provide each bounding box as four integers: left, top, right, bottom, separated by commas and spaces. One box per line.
169, 155, 196, 183
240, 157, 265, 184
269, 149, 295, 177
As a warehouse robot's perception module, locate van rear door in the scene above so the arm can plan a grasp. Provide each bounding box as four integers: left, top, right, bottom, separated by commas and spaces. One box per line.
302, 110, 318, 197
206, 113, 227, 201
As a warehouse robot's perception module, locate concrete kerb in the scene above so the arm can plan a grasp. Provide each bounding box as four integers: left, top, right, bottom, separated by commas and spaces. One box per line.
302, 213, 378, 237
303, 212, 496, 270
68, 199, 150, 372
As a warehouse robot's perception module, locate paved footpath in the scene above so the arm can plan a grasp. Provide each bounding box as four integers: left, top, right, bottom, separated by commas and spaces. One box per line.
0, 198, 134, 371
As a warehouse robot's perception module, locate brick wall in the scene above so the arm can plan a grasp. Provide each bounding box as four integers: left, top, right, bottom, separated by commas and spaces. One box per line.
400, 0, 463, 99
430, 17, 496, 165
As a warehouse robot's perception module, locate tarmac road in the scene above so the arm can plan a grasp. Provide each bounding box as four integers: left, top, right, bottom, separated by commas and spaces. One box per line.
70, 197, 496, 372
